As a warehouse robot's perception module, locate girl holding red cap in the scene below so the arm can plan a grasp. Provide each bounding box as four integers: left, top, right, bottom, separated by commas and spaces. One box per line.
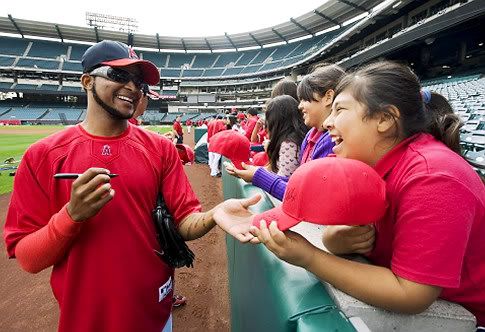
243, 61, 484, 326
226, 65, 345, 198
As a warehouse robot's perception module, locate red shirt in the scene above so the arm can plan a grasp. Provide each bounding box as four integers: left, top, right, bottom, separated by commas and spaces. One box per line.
186, 119, 192, 126
128, 117, 139, 125
300, 128, 323, 164
207, 120, 226, 143
243, 116, 258, 141
257, 128, 267, 144
369, 133, 485, 325
4, 124, 201, 332
173, 120, 183, 136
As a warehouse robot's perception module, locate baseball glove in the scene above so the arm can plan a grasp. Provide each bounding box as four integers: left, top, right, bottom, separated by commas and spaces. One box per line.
152, 193, 195, 268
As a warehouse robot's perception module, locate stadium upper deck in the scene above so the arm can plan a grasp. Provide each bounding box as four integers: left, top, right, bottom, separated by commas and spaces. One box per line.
0, 1, 415, 80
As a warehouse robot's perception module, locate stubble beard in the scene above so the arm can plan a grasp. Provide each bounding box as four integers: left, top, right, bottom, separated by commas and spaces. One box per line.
92, 81, 135, 120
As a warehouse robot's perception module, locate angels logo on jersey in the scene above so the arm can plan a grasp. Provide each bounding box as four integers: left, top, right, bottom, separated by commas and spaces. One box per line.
101, 144, 112, 156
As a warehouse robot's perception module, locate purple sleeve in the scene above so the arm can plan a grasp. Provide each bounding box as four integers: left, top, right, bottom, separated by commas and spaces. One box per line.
252, 167, 288, 201
311, 131, 334, 159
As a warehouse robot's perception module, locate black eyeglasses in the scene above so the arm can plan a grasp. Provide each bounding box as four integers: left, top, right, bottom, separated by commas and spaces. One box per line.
89, 66, 145, 89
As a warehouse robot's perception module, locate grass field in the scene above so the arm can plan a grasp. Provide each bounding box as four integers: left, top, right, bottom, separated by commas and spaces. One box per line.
0, 125, 174, 194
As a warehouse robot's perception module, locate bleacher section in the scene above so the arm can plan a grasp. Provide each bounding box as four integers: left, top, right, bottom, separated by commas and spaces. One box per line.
0, 23, 349, 82
139, 111, 214, 124
0, 108, 46, 120
41, 108, 82, 121
424, 75, 485, 174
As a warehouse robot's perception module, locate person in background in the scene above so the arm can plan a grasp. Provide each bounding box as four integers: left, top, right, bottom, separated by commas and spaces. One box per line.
173, 115, 184, 144
207, 115, 227, 177
242, 108, 259, 141
270, 77, 298, 100
185, 118, 192, 134
259, 95, 308, 176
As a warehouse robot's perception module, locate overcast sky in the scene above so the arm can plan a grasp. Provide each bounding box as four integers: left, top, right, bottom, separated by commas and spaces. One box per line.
0, 0, 326, 37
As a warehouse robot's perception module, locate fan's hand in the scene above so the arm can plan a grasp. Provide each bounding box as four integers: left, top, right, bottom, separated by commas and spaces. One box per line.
224, 161, 259, 183
250, 220, 317, 268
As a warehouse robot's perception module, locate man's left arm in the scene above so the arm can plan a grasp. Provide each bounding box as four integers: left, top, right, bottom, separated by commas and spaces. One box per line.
177, 209, 216, 241
178, 195, 261, 242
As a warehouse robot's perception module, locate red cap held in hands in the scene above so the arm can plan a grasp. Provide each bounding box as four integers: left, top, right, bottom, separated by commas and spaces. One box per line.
252, 157, 387, 231
208, 130, 250, 169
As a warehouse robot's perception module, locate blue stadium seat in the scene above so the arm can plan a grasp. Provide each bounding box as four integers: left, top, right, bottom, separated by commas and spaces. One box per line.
38, 84, 59, 91
222, 67, 244, 76
192, 54, 217, 68
0, 108, 45, 120
69, 44, 90, 61
183, 69, 204, 77
235, 50, 259, 66
250, 49, 274, 65
213, 53, 241, 68
238, 64, 262, 75
0, 36, 29, 56
161, 68, 181, 78
28, 40, 68, 59
16, 58, 60, 70
13, 84, 38, 91
0, 56, 16, 67
0, 82, 13, 90
60, 86, 83, 92
62, 61, 83, 72
168, 53, 194, 68
269, 43, 300, 61
141, 52, 168, 67
42, 108, 82, 120
203, 68, 225, 77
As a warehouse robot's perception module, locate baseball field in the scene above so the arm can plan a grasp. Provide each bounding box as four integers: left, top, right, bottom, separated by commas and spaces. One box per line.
0, 125, 230, 331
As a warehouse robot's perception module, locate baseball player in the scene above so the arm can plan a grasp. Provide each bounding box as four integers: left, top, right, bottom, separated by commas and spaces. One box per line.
4, 40, 257, 332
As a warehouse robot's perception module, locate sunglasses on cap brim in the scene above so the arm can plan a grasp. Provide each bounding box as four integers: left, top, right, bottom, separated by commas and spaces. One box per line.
89, 66, 145, 89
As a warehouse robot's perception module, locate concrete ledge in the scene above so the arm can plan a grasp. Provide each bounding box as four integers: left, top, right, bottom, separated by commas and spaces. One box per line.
291, 222, 477, 331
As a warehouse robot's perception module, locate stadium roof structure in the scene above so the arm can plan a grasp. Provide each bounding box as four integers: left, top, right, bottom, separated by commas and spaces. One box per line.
0, 0, 386, 51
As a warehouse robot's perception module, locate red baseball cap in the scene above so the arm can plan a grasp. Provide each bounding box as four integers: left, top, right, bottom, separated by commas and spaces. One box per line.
82, 40, 160, 85
236, 112, 246, 120
252, 157, 387, 231
252, 151, 269, 166
208, 130, 250, 169
175, 144, 195, 165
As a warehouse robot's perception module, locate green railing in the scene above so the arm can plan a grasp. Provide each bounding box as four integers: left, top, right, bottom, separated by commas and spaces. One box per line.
222, 167, 356, 332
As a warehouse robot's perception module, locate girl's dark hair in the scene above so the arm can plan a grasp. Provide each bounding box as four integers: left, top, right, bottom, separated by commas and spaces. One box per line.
335, 61, 462, 154
265, 95, 309, 172
271, 78, 298, 100
297, 64, 346, 102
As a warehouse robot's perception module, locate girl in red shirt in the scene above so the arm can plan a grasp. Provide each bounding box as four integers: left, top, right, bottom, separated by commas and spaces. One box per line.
248, 61, 485, 326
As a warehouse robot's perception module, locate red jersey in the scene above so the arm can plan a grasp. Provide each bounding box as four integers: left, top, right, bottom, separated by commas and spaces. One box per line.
128, 117, 139, 125
243, 116, 258, 141
173, 120, 183, 136
4, 124, 201, 332
257, 128, 267, 144
185, 119, 192, 126
207, 120, 226, 143
369, 133, 485, 324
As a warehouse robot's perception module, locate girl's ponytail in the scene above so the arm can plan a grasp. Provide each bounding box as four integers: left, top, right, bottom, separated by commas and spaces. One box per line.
424, 91, 463, 155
